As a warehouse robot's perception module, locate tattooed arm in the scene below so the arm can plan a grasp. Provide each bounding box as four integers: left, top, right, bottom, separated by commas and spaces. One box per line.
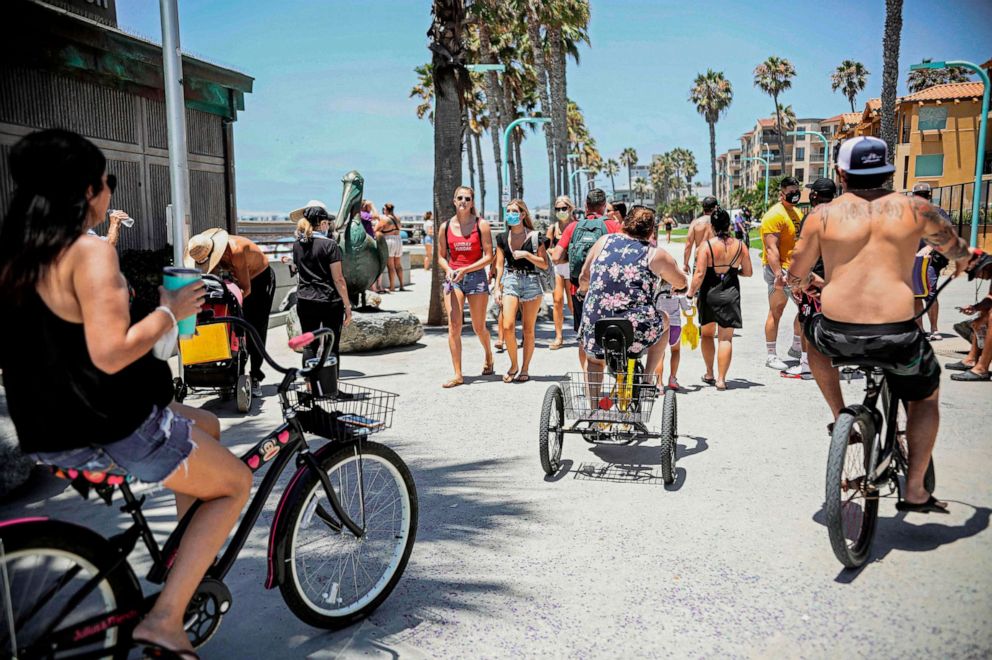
916, 197, 972, 265
787, 205, 823, 292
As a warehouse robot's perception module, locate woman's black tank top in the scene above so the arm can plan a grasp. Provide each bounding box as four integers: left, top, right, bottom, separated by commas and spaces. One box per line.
0, 292, 173, 453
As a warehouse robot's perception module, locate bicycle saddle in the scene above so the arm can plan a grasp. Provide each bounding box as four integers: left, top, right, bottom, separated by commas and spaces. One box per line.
830, 356, 897, 371
47, 465, 134, 505
594, 318, 635, 370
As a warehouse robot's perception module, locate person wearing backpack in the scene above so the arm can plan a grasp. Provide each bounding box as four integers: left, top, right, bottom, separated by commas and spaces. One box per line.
549, 188, 621, 369
494, 199, 549, 383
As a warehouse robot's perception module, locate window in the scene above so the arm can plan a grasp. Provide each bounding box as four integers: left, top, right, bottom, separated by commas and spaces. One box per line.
794, 167, 805, 183
915, 154, 944, 177
902, 156, 909, 189
918, 106, 947, 131
900, 113, 911, 143
796, 125, 805, 133
795, 147, 805, 161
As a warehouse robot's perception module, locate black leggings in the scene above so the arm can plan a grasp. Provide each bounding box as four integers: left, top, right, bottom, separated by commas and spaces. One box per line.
243, 267, 276, 381
296, 298, 345, 366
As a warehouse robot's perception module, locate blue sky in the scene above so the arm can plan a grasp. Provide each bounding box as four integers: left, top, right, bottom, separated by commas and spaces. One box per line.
118, 0, 992, 215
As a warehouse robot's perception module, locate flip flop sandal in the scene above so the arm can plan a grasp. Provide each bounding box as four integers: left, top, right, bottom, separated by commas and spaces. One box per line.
950, 370, 991, 381
549, 339, 564, 350
515, 373, 531, 383
494, 343, 506, 353
944, 361, 975, 371
133, 638, 200, 660
442, 378, 464, 389
701, 375, 716, 386
895, 495, 949, 514
481, 364, 495, 376
503, 371, 518, 383
715, 382, 727, 391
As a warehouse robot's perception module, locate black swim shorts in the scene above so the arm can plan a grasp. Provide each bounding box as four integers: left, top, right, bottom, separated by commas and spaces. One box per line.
805, 315, 941, 402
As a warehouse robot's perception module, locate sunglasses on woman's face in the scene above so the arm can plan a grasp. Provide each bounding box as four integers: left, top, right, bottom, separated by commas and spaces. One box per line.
456, 195, 472, 201
554, 206, 569, 211
106, 174, 117, 194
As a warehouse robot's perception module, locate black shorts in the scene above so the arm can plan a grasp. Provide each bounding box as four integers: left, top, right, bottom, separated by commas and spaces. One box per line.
570, 291, 585, 333
805, 315, 941, 402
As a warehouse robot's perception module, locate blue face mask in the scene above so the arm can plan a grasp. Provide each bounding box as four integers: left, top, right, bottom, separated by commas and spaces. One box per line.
505, 211, 521, 226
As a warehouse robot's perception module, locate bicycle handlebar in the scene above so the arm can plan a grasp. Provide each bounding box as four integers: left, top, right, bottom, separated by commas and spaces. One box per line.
211, 316, 334, 377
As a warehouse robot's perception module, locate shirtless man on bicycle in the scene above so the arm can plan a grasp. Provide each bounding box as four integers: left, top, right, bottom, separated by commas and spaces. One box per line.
789, 137, 977, 514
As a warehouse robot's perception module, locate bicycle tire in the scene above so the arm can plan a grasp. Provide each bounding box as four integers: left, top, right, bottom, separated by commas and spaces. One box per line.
539, 385, 565, 475
277, 440, 417, 629
881, 383, 936, 494
659, 388, 677, 485
825, 410, 879, 568
0, 519, 143, 659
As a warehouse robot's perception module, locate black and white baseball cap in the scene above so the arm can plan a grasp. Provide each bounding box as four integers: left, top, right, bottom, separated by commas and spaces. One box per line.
836, 136, 895, 176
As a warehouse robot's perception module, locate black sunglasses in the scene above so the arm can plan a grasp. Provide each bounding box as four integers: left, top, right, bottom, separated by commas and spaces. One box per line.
106, 174, 117, 194
456, 195, 473, 201
554, 206, 569, 211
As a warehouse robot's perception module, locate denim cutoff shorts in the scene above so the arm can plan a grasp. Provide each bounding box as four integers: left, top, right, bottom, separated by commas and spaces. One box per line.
502, 270, 543, 302
29, 406, 195, 484
447, 269, 489, 296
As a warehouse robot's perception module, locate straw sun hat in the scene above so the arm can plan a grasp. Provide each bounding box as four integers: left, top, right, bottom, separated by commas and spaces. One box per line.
289, 199, 331, 222
184, 227, 230, 273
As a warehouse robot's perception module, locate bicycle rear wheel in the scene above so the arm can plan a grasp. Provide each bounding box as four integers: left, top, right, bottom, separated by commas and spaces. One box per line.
277, 440, 417, 629
0, 520, 142, 659
824, 411, 879, 568
539, 385, 565, 475
659, 389, 677, 485
881, 382, 935, 494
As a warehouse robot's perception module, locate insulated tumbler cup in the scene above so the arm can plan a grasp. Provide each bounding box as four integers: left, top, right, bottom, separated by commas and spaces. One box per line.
162, 267, 202, 338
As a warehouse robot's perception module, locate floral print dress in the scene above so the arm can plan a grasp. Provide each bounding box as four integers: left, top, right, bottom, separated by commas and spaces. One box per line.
579, 233, 662, 358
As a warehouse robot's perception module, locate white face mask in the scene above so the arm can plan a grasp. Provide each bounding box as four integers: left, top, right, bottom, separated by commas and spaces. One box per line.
556, 210, 570, 221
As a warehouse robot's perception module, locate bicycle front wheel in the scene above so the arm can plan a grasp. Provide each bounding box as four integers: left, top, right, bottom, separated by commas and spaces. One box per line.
659, 388, 677, 485
278, 440, 417, 629
0, 520, 142, 659
824, 411, 879, 568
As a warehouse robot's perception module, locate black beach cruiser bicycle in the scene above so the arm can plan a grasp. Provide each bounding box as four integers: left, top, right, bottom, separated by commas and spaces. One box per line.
0, 317, 417, 658
539, 318, 678, 484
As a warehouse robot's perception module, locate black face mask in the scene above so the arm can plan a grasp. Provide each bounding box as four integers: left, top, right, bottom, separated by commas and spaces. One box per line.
785, 191, 801, 205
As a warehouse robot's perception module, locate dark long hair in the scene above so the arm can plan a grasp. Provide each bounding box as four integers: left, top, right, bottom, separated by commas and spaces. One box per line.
0, 129, 106, 302
711, 208, 732, 239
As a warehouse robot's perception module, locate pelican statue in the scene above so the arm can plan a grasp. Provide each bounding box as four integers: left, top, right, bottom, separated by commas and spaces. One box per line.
330, 171, 388, 308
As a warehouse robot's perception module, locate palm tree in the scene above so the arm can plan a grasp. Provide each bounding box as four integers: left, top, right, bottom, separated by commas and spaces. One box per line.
689, 69, 733, 196
427, 0, 468, 326
831, 60, 870, 112
522, 0, 556, 211
906, 58, 973, 93
753, 55, 796, 171
620, 148, 638, 195
603, 158, 620, 195
410, 64, 435, 122
880, 0, 903, 174
780, 104, 797, 132
633, 177, 650, 205
545, 1, 591, 198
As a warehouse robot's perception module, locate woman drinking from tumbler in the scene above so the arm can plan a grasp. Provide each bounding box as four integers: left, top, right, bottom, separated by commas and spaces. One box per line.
686, 208, 752, 390
0, 129, 251, 658
495, 199, 548, 382
545, 194, 575, 350
437, 185, 495, 388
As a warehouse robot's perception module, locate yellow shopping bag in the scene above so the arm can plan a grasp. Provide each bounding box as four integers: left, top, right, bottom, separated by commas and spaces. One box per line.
681, 306, 699, 350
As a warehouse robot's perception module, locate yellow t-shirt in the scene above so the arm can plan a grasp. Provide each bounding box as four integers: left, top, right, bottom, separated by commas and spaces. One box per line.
759, 202, 803, 269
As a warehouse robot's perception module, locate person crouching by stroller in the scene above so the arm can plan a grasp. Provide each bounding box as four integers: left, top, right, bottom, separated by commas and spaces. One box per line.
186, 228, 275, 397
290, 202, 353, 369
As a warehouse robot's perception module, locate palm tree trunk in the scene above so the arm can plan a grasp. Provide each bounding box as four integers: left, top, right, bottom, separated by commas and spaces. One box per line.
849, 95, 856, 113
465, 125, 476, 192
474, 130, 486, 218
428, 0, 464, 327
548, 27, 568, 198
708, 120, 717, 195
609, 172, 616, 195
478, 24, 504, 211
880, 0, 903, 183
627, 165, 632, 196
525, 5, 556, 211
773, 92, 787, 171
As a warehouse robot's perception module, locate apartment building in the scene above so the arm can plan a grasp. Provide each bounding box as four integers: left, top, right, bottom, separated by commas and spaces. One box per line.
715, 148, 742, 205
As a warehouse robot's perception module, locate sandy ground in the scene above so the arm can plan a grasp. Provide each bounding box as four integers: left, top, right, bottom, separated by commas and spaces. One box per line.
2, 242, 990, 658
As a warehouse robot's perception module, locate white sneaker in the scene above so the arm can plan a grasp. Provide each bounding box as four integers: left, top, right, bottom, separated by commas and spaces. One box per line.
787, 346, 802, 359
765, 355, 788, 371
782, 364, 813, 380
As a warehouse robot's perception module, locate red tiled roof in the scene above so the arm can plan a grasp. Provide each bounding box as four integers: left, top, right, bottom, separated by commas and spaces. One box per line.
758, 117, 776, 127
901, 82, 985, 102
842, 112, 862, 125
821, 113, 846, 124
866, 98, 881, 111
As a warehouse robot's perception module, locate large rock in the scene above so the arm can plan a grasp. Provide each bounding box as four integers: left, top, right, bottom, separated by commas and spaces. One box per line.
0, 386, 34, 497
339, 310, 424, 353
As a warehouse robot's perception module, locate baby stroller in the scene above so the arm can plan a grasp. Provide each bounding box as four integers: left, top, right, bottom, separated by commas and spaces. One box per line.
173, 274, 252, 412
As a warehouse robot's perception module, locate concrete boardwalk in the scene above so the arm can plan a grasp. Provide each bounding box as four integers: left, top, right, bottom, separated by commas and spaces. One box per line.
3, 243, 990, 658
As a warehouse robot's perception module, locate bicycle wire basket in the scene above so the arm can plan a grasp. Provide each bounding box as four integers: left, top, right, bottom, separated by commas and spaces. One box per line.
560, 371, 660, 424
284, 381, 397, 441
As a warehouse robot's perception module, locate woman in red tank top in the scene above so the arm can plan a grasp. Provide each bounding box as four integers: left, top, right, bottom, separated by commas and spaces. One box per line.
437, 185, 495, 388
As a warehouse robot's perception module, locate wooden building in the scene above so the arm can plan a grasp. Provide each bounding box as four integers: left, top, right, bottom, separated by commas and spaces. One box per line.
0, 0, 253, 251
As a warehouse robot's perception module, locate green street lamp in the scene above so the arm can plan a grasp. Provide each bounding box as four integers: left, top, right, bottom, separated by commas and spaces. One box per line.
788, 129, 831, 178
911, 59, 990, 247
743, 154, 771, 208
567, 153, 581, 199
501, 117, 552, 221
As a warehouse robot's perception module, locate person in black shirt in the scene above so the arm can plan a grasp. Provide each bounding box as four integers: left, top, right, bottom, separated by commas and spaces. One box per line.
292, 207, 353, 367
